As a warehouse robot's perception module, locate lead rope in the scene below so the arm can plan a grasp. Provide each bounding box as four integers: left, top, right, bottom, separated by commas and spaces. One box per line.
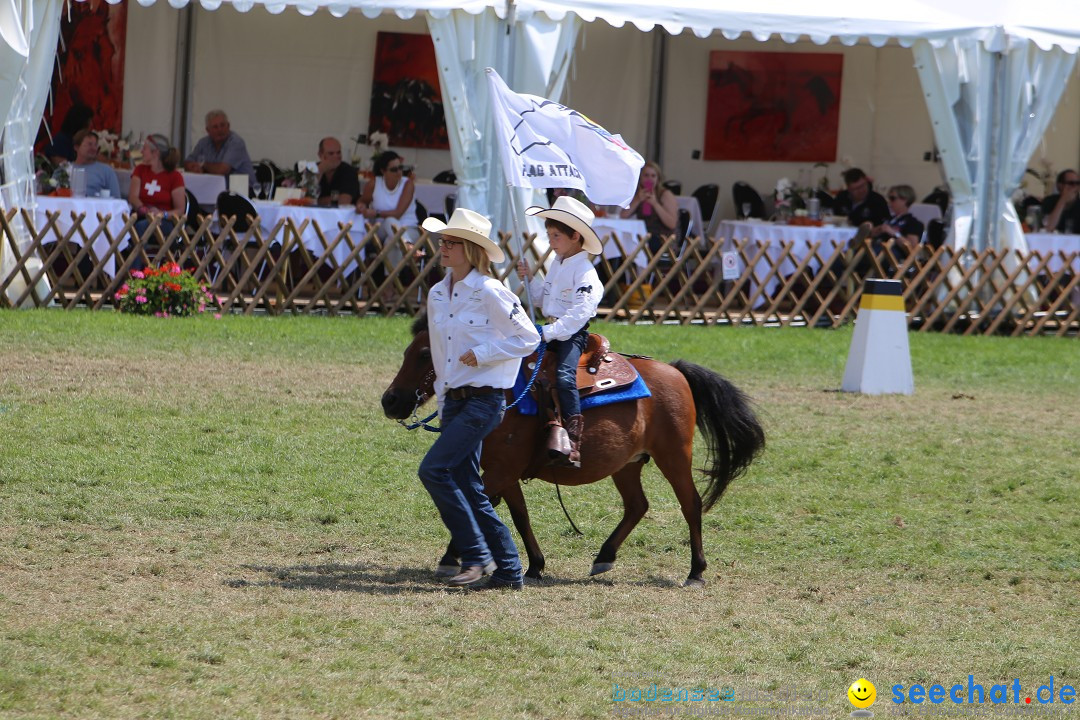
397, 343, 547, 433
556, 484, 584, 536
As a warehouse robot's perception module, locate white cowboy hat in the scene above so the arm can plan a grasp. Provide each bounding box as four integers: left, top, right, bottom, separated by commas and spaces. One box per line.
524, 195, 602, 255
421, 207, 505, 264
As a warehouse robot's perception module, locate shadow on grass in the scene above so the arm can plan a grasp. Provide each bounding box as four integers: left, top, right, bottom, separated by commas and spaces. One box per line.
229, 562, 445, 595
226, 563, 685, 593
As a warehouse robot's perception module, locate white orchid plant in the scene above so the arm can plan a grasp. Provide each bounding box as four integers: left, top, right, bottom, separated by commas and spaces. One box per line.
95, 130, 134, 165
774, 177, 796, 208
369, 131, 389, 162
298, 160, 320, 199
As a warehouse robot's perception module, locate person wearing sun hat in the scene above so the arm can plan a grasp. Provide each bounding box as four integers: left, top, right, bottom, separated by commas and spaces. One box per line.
416, 207, 540, 590
516, 195, 604, 468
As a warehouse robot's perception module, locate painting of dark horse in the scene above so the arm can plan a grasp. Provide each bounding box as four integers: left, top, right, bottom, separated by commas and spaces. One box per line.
704, 51, 842, 162
37, 0, 127, 153
369, 32, 449, 150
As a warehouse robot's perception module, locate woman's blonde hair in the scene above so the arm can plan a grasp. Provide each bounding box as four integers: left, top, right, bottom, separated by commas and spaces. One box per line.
461, 239, 494, 277
642, 160, 668, 198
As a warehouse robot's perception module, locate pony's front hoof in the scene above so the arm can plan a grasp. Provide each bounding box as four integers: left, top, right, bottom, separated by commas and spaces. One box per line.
682, 577, 706, 588
589, 562, 615, 576
435, 564, 460, 578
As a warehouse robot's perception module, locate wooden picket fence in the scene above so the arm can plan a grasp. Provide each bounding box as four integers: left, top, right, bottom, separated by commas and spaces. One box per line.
2, 206, 1077, 337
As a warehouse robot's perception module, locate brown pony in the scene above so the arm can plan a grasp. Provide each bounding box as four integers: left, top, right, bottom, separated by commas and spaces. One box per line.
381, 316, 766, 586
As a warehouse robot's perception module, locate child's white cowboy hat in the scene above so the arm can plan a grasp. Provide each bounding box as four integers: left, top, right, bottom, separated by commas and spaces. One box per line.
525, 195, 603, 255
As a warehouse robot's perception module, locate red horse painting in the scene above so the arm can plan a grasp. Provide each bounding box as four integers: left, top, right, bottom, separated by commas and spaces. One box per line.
704, 51, 842, 162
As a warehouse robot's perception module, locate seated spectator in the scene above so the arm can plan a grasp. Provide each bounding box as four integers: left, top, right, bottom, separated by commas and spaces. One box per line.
1040, 169, 1080, 233
356, 150, 419, 246
184, 109, 254, 183
44, 103, 93, 166
619, 161, 678, 254
128, 134, 185, 251
355, 151, 420, 302
68, 129, 121, 199
870, 185, 925, 254
316, 137, 360, 207
833, 168, 889, 227
845, 184, 925, 281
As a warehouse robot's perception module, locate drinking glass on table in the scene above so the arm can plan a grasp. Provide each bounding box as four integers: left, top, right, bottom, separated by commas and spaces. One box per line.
71, 167, 87, 198
741, 203, 752, 219
330, 190, 340, 207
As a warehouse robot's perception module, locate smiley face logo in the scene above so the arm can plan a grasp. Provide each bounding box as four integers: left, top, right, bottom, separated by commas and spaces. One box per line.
848, 679, 877, 709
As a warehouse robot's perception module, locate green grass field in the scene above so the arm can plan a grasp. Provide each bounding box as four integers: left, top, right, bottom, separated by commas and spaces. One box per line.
0, 310, 1077, 719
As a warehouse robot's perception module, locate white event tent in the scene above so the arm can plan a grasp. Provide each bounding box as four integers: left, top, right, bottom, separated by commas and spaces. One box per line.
4, 0, 1080, 261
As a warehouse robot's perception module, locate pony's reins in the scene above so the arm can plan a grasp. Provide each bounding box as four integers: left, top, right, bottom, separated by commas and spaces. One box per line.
397, 342, 547, 433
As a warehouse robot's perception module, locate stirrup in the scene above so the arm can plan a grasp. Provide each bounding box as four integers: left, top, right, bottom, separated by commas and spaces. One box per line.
545, 420, 571, 461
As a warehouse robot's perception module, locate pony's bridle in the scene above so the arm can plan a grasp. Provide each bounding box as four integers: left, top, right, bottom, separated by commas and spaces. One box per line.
397, 367, 439, 432
394, 342, 547, 433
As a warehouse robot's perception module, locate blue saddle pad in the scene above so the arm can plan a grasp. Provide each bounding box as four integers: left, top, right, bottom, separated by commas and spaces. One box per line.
510, 360, 651, 416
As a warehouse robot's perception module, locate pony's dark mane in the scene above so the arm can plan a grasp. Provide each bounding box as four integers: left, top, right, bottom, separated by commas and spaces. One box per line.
411, 314, 428, 336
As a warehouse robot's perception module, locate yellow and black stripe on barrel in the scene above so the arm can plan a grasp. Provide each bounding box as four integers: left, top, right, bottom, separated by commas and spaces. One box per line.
858, 278, 904, 313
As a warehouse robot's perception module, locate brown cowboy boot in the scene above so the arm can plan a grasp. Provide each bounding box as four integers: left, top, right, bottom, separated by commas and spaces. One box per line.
565, 414, 584, 469
546, 420, 573, 466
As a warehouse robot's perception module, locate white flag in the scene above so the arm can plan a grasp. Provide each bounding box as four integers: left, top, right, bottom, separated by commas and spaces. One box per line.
486, 68, 645, 208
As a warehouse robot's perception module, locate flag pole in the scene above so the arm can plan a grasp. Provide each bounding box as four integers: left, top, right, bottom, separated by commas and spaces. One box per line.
485, 66, 536, 321
505, 182, 537, 322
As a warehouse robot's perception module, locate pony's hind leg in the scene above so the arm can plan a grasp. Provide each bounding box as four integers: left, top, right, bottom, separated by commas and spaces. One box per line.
651, 447, 707, 587
590, 462, 649, 577
500, 481, 546, 580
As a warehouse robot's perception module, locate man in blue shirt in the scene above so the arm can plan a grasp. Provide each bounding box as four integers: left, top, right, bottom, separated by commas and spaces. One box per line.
183, 109, 254, 183
68, 129, 121, 199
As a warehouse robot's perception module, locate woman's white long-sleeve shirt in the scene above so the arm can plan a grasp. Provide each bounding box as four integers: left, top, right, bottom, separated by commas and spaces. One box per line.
526, 252, 602, 342
428, 269, 541, 413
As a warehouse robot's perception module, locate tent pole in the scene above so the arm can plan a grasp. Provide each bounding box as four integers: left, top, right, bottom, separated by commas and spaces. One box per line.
171, 5, 195, 157
986, 50, 1008, 252
645, 29, 667, 164
975, 49, 1004, 254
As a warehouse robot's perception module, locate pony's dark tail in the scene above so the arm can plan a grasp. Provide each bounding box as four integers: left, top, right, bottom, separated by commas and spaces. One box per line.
671, 360, 765, 512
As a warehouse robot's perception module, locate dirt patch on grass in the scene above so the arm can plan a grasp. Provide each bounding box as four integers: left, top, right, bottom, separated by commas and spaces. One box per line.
0, 349, 393, 404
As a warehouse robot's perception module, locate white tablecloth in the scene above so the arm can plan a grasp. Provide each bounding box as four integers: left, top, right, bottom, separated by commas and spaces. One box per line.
593, 217, 649, 269
719, 219, 858, 302
1024, 233, 1080, 274
413, 181, 457, 217
251, 201, 362, 275
117, 168, 227, 206
34, 196, 131, 277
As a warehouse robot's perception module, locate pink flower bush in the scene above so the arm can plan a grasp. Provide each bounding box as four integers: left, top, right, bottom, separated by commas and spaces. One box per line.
116, 262, 217, 317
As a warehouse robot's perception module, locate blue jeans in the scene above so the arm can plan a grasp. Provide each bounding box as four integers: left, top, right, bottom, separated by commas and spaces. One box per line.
550, 327, 589, 418
417, 393, 522, 584
131, 217, 177, 270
